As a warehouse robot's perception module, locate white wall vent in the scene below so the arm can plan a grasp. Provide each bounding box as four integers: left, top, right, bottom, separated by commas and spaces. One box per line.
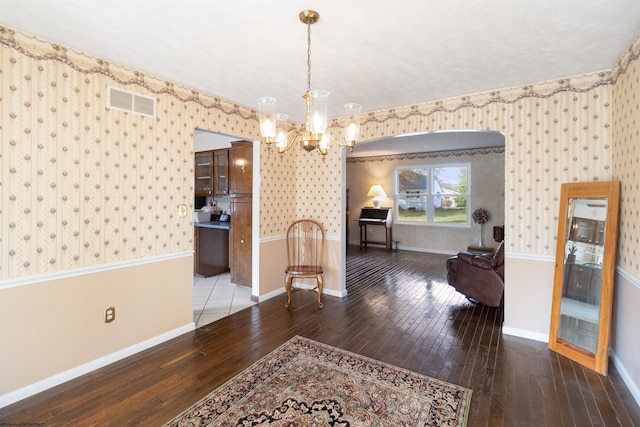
107, 86, 156, 117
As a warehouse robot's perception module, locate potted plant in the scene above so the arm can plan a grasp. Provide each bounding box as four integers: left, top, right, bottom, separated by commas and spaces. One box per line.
566, 242, 577, 263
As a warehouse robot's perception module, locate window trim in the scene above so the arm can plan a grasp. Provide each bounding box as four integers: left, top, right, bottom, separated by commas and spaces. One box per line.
394, 162, 471, 227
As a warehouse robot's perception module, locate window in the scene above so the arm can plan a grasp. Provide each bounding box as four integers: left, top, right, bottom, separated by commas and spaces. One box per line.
395, 164, 469, 225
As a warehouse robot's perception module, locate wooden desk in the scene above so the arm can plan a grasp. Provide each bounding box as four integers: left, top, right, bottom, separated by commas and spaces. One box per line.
358, 208, 393, 252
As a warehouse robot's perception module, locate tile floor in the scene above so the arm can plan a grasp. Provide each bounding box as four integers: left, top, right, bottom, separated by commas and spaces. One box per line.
193, 273, 256, 327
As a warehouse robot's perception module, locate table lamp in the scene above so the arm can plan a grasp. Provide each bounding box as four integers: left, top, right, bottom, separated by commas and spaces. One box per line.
367, 185, 387, 209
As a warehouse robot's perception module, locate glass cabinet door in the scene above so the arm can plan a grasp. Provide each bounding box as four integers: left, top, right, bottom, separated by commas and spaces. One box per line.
214, 149, 229, 195
195, 152, 213, 195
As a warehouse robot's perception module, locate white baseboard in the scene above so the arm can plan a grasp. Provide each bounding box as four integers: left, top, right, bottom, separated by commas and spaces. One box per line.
503, 327, 640, 409
502, 325, 549, 343
610, 350, 640, 408
0, 322, 195, 409
257, 287, 287, 302
257, 284, 346, 303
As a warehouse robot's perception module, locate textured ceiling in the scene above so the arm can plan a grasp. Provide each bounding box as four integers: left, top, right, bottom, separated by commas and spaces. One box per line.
1, 0, 639, 126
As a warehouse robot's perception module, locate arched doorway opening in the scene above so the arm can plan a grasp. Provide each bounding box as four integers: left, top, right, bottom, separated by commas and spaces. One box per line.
342, 130, 505, 294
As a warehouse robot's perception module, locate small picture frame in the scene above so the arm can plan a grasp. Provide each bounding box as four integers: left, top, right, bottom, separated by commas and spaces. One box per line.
219, 214, 230, 222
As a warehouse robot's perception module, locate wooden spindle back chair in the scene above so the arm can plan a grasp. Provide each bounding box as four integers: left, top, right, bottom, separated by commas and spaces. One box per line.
284, 219, 325, 309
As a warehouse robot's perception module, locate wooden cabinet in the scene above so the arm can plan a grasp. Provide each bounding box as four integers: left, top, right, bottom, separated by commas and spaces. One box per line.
194, 151, 213, 196
229, 141, 253, 286
213, 149, 229, 196
230, 196, 252, 286
196, 226, 230, 277
562, 263, 602, 305
229, 141, 253, 195
195, 149, 230, 196
569, 217, 605, 245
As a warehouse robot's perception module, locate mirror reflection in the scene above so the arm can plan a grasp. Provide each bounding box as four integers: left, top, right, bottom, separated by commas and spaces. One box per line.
558, 198, 607, 355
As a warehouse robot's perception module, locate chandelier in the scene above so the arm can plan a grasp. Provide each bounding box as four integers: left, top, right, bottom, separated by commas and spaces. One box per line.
256, 10, 362, 157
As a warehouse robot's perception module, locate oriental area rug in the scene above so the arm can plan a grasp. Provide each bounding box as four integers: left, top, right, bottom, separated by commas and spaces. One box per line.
165, 336, 471, 426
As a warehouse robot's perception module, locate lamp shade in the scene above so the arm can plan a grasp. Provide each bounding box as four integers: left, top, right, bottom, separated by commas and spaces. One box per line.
275, 113, 289, 151
344, 103, 362, 147
308, 90, 329, 134
367, 185, 386, 209
367, 185, 387, 198
256, 97, 277, 140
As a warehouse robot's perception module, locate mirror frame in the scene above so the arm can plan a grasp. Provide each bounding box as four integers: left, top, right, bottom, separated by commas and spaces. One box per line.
548, 181, 620, 375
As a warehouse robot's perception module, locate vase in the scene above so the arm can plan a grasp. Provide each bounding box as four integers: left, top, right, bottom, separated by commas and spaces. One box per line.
474, 222, 483, 247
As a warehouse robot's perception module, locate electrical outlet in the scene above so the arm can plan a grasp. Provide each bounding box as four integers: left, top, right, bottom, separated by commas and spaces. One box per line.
105, 306, 115, 323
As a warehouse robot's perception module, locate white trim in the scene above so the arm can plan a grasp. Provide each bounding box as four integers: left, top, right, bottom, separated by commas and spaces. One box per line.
368, 244, 457, 256
617, 265, 640, 289
260, 234, 342, 244
610, 268, 640, 408
394, 162, 471, 225
260, 235, 285, 244
504, 251, 555, 263
252, 140, 261, 301
0, 251, 193, 290
503, 264, 640, 408
504, 323, 640, 409
257, 286, 287, 302
290, 283, 347, 298
610, 350, 640, 409
256, 283, 347, 303
502, 325, 549, 343
0, 322, 195, 409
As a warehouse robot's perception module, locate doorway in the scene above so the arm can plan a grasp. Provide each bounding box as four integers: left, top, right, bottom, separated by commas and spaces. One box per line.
193, 129, 256, 327
344, 130, 505, 257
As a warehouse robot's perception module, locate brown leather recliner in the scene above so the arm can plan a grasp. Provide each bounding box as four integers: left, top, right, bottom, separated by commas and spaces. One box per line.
446, 241, 504, 307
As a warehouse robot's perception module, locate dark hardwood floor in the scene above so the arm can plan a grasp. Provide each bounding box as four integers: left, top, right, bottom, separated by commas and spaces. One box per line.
2, 247, 639, 426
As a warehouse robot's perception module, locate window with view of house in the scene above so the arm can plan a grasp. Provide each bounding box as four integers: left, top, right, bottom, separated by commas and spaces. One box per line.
395, 164, 469, 225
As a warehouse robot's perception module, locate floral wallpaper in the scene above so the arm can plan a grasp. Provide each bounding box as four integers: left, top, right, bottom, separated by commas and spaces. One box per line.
350, 73, 613, 256
259, 147, 296, 237
0, 26, 261, 279
294, 144, 345, 237
2, 24, 639, 283
612, 32, 640, 276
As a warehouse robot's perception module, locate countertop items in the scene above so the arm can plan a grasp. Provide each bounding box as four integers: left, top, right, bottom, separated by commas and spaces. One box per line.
195, 221, 230, 230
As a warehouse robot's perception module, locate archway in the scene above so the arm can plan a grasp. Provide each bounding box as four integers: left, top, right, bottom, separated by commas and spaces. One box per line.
342, 130, 505, 294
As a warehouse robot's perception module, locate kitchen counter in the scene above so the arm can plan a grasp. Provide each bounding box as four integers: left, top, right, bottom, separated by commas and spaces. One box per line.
195, 221, 230, 230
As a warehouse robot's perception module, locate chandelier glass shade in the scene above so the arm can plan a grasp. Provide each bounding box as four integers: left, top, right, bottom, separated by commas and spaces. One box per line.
256, 10, 362, 157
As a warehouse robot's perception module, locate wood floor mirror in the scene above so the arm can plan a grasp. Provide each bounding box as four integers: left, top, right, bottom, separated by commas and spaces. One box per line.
548, 181, 620, 375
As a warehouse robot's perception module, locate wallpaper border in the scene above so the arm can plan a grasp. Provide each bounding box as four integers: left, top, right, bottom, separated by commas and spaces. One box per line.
0, 25, 257, 123
359, 71, 611, 127
346, 146, 506, 163
612, 32, 640, 83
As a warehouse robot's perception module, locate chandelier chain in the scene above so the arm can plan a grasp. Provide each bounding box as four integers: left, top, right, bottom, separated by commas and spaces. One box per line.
306, 21, 312, 93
